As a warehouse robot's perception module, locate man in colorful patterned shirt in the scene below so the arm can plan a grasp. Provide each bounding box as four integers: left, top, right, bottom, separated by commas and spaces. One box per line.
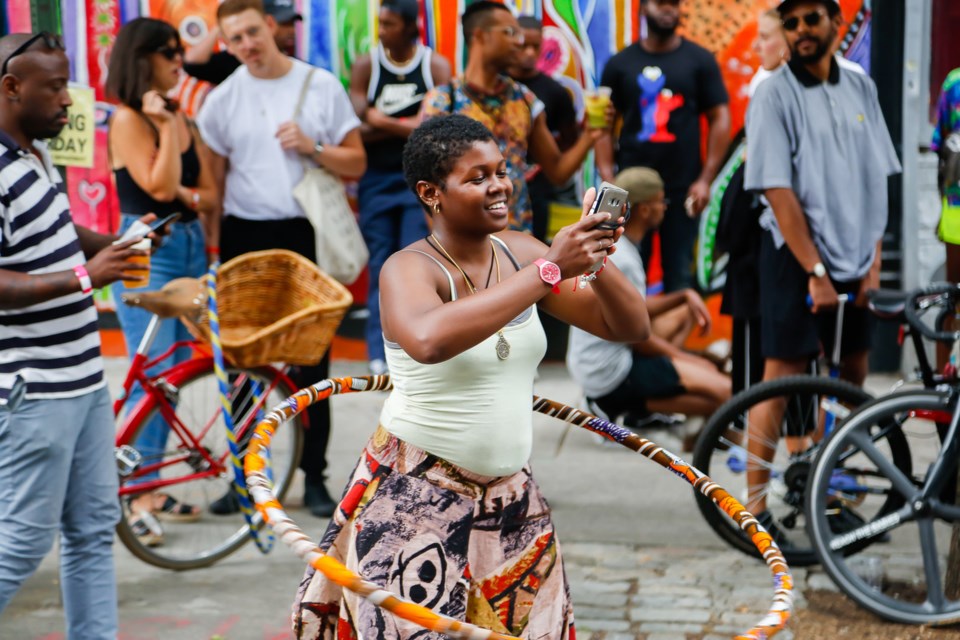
420, 1, 607, 233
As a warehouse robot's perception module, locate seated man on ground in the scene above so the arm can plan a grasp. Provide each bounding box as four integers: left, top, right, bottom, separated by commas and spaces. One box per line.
566, 168, 730, 445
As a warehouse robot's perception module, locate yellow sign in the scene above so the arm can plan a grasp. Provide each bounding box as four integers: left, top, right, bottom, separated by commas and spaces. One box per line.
546, 202, 582, 242
49, 87, 95, 168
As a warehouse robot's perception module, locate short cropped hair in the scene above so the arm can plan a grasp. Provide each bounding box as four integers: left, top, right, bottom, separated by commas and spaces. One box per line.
517, 16, 542, 31
403, 115, 497, 209
218, 0, 266, 23
462, 1, 512, 44
106, 18, 180, 110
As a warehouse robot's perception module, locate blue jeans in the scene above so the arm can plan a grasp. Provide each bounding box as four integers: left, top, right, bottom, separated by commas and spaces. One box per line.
358, 167, 429, 362
0, 387, 120, 638
112, 215, 207, 481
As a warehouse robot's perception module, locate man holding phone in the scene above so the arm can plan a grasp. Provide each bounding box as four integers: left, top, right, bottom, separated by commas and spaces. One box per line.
0, 32, 155, 637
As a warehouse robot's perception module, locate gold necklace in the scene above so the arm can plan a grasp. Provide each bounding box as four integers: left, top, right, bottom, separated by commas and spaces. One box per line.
429, 234, 510, 361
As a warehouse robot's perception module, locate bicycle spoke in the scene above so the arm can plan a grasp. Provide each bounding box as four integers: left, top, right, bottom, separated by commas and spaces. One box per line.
847, 429, 917, 499
917, 517, 945, 610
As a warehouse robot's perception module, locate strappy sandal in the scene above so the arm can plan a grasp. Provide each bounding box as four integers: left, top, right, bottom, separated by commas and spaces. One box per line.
128, 511, 164, 547
155, 494, 202, 523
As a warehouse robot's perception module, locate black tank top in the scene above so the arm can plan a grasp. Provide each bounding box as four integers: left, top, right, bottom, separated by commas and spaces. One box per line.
113, 112, 201, 222
365, 43, 434, 171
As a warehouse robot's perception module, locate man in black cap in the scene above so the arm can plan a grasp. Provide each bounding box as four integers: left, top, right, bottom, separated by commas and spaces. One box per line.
183, 0, 302, 85
349, 0, 452, 377
742, 0, 900, 540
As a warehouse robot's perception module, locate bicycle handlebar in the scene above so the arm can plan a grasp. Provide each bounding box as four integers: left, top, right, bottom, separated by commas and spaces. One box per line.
904, 283, 960, 343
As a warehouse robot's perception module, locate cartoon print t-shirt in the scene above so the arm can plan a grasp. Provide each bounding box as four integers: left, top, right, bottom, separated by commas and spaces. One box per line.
601, 39, 728, 191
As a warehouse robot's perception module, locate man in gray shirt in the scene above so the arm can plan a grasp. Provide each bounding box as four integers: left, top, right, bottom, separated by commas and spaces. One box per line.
742, 0, 900, 536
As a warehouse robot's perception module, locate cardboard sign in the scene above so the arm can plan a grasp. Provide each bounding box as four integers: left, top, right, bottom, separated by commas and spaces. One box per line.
49, 86, 95, 168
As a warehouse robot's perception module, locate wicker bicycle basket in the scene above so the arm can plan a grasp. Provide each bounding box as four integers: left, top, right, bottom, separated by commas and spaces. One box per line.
181, 249, 353, 368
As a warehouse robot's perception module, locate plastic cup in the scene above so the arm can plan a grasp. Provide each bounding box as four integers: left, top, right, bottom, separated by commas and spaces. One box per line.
124, 237, 151, 289
585, 86, 612, 129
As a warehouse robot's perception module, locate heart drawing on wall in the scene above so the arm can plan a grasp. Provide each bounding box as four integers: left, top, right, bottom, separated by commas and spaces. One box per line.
78, 180, 106, 211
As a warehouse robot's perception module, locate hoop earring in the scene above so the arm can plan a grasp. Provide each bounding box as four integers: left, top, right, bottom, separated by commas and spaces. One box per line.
433, 202, 440, 215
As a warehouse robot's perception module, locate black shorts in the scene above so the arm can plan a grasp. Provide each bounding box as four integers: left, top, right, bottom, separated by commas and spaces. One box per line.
758, 233, 874, 361
588, 354, 685, 418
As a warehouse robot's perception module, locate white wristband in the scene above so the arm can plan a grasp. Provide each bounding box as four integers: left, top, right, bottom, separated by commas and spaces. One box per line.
73, 265, 93, 295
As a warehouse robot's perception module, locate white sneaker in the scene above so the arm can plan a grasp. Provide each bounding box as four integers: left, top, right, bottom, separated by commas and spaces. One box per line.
369, 359, 388, 376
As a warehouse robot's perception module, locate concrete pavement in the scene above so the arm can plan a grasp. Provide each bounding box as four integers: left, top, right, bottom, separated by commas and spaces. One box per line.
2, 359, 913, 640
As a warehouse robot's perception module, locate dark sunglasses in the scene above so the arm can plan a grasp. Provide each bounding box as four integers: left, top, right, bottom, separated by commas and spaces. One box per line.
155, 45, 185, 61
781, 10, 826, 31
1, 31, 65, 76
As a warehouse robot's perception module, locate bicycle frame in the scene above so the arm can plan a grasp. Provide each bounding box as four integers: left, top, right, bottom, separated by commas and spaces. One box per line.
113, 315, 299, 497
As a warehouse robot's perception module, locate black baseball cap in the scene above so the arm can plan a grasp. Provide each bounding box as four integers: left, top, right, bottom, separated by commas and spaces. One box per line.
777, 0, 841, 15
264, 0, 302, 24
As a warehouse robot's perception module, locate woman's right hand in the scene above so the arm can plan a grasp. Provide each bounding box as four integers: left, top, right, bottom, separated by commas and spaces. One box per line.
142, 90, 175, 121
543, 187, 622, 278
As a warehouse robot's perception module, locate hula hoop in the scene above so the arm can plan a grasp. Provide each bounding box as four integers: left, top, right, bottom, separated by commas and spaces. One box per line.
206, 262, 275, 553
244, 376, 793, 640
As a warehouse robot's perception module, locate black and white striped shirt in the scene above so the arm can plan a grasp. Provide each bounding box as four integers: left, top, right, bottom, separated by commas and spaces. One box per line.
0, 131, 104, 404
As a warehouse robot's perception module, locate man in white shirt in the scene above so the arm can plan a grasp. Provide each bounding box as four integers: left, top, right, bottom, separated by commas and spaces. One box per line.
197, 0, 366, 517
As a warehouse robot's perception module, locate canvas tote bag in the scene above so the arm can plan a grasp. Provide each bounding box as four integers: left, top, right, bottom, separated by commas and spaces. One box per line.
292, 68, 368, 284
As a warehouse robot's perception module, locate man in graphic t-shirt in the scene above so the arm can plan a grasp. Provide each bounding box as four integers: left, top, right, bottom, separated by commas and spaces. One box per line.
597, 0, 730, 292
197, 0, 366, 518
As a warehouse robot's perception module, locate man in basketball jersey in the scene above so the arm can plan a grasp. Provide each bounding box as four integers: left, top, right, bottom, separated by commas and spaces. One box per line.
349, 0, 452, 376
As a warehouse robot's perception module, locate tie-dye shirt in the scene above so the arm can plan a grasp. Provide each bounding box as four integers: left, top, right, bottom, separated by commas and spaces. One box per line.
422, 76, 544, 233
932, 68, 960, 153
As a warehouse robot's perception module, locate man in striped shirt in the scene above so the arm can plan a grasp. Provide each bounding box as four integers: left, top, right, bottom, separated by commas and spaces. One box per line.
0, 33, 153, 638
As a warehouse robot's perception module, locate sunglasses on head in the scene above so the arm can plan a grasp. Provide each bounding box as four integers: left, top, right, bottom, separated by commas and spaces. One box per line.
1, 31, 65, 76
781, 9, 827, 31
155, 45, 185, 61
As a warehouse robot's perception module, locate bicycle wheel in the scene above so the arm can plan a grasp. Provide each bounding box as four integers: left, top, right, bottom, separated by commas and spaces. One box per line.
807, 388, 960, 624
116, 365, 304, 570
692, 375, 875, 566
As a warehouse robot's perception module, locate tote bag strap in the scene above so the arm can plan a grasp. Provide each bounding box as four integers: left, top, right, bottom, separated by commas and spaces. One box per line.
294, 67, 317, 172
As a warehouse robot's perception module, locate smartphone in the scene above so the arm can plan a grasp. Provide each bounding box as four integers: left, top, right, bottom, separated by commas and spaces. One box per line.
146, 212, 182, 234
589, 182, 630, 230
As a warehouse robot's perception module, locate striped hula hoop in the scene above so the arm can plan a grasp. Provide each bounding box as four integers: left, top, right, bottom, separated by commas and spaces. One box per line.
244, 376, 793, 640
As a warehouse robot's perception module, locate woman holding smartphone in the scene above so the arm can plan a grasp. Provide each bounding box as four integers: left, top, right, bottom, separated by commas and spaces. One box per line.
107, 17, 219, 545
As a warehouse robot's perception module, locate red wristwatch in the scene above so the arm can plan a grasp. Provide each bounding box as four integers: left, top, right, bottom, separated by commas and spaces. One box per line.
533, 258, 561, 293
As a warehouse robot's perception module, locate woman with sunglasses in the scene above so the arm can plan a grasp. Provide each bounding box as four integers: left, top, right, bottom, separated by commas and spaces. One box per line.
106, 17, 219, 545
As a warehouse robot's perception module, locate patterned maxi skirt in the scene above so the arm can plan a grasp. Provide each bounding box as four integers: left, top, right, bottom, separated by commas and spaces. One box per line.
292, 425, 575, 640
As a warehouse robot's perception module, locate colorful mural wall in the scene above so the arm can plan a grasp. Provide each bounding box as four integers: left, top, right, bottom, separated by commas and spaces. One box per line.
2, 0, 872, 299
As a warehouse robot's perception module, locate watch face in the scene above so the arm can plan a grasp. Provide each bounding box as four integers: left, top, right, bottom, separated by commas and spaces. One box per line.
540, 261, 561, 284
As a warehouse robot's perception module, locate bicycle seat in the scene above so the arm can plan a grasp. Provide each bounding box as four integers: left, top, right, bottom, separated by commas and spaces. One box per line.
867, 288, 907, 321
121, 278, 207, 320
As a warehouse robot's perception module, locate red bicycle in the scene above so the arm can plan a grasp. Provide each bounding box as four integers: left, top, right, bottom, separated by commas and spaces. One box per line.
112, 278, 304, 570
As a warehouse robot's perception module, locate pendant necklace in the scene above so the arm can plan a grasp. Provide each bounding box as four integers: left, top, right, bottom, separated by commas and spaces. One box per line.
428, 234, 510, 360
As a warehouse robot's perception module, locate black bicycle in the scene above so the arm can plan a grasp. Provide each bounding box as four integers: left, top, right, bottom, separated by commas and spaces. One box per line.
692, 291, 935, 566
806, 283, 960, 625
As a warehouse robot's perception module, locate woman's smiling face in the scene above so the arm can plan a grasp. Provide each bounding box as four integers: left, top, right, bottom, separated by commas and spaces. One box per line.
435, 139, 513, 233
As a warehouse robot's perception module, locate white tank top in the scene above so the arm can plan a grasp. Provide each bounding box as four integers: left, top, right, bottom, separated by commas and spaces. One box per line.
380, 238, 547, 477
